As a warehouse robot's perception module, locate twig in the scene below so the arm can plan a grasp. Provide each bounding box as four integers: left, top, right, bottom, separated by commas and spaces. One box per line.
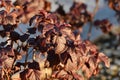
87, 0, 99, 40
11, 42, 21, 69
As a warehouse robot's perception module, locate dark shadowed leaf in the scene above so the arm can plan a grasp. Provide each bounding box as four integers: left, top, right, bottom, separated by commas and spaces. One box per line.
15, 62, 25, 67
29, 14, 44, 26
38, 24, 44, 32
56, 5, 65, 16
19, 33, 29, 42
28, 60, 40, 70
3, 24, 14, 32
27, 38, 35, 46
29, 15, 37, 26
10, 31, 20, 41
0, 30, 7, 38
22, 44, 28, 52
47, 50, 60, 67
0, 41, 8, 47
28, 27, 36, 34
5, 45, 14, 57
35, 37, 48, 52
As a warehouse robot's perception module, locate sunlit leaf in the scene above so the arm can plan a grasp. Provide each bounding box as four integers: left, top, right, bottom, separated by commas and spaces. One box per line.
54, 35, 67, 54
20, 69, 41, 80
3, 57, 14, 69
